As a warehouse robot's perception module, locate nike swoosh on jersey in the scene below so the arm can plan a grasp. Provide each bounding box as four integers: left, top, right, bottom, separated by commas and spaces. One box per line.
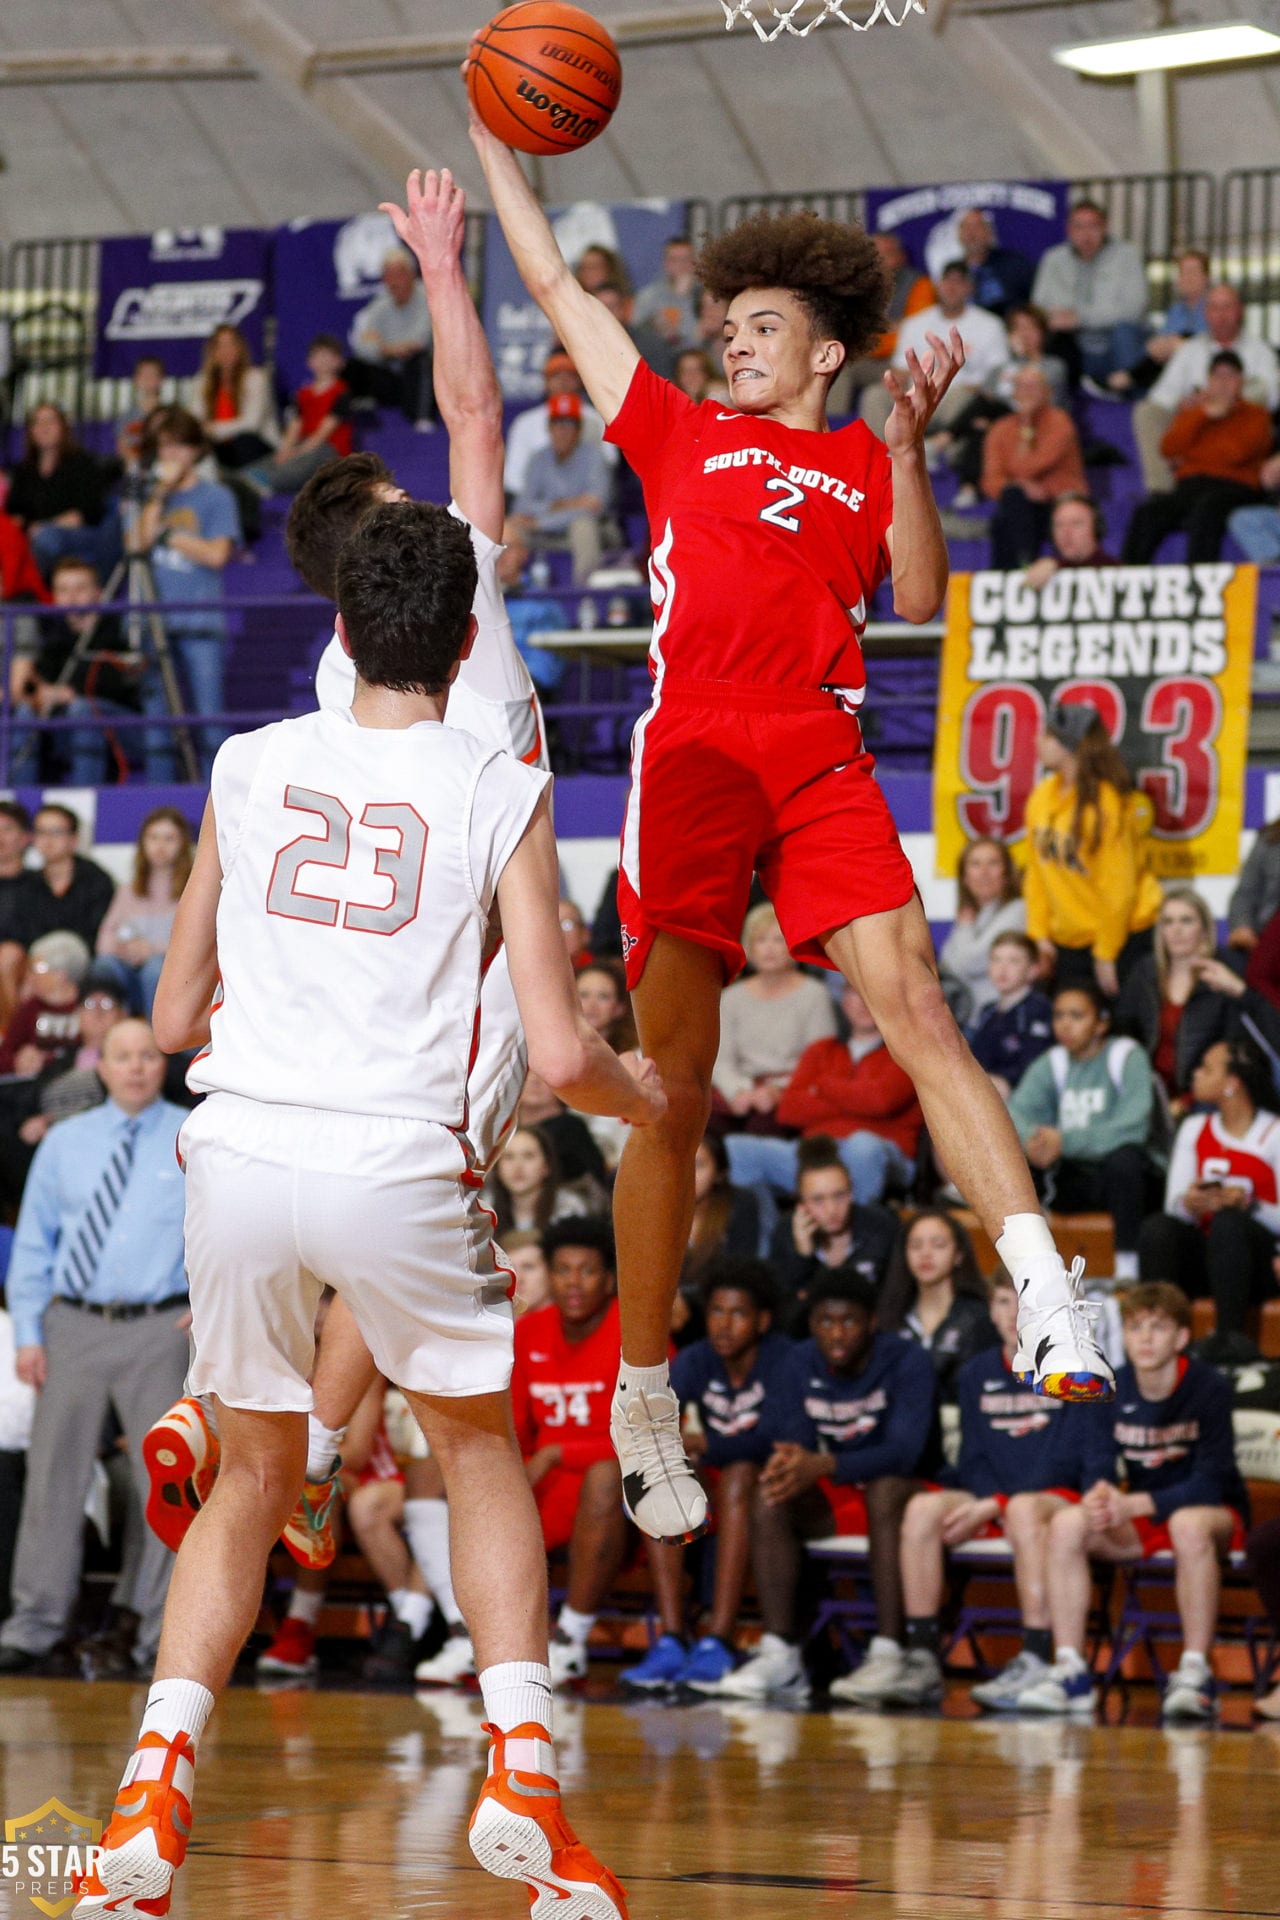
506, 1772, 560, 1799
714, 411, 739, 421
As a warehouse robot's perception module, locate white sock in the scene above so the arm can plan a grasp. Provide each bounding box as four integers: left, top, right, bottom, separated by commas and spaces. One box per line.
480, 1660, 555, 1740
1178, 1649, 1209, 1677
996, 1214, 1057, 1265
1054, 1645, 1086, 1674
402, 1498, 464, 1628
867, 1634, 901, 1659
557, 1603, 595, 1645
615, 1360, 670, 1401
1113, 1252, 1139, 1281
286, 1585, 324, 1628
138, 1677, 215, 1749
306, 1414, 346, 1482
199, 1395, 219, 1437
758, 1632, 796, 1657
390, 1589, 431, 1639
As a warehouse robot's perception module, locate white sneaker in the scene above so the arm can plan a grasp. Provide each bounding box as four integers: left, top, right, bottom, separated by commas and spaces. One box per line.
548, 1630, 589, 1688
828, 1638, 905, 1706
970, 1649, 1050, 1711
710, 1634, 810, 1702
1011, 1255, 1115, 1401
1015, 1655, 1097, 1715
1162, 1663, 1217, 1722
414, 1630, 476, 1687
611, 1380, 708, 1543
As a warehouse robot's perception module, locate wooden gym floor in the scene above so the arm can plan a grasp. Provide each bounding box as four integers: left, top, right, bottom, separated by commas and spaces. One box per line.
1, 1675, 1277, 1919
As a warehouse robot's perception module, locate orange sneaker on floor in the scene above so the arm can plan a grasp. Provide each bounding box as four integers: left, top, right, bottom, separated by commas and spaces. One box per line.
143, 1400, 220, 1553
71, 1731, 196, 1917
280, 1468, 341, 1570
468, 1722, 628, 1918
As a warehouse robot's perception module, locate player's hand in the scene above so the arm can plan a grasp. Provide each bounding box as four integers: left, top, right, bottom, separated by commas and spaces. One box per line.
15, 1345, 46, 1389
462, 40, 511, 159
1093, 957, 1119, 999
379, 169, 466, 282
524, 1443, 561, 1488
941, 1497, 998, 1546
881, 328, 966, 457
759, 1441, 825, 1505
619, 1051, 667, 1126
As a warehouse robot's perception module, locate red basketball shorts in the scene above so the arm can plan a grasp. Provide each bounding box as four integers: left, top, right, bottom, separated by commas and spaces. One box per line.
617, 680, 917, 989
1132, 1508, 1247, 1559
533, 1464, 588, 1551
816, 1478, 868, 1535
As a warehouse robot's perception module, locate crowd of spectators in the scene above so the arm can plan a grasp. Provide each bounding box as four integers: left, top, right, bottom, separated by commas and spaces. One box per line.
7, 200, 1280, 1712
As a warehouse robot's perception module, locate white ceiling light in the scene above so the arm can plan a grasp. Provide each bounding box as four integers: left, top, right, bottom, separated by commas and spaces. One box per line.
1053, 20, 1280, 76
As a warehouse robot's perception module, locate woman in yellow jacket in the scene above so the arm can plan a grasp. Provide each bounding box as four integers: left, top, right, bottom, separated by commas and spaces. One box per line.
1024, 701, 1163, 997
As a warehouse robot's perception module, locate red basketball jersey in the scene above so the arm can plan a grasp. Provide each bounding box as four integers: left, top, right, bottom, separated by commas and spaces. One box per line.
510, 1298, 621, 1473
606, 362, 893, 701
1171, 1109, 1280, 1234
1189, 1111, 1280, 1201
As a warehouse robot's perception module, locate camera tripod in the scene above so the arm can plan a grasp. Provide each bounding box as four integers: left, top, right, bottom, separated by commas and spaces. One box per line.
97, 507, 201, 784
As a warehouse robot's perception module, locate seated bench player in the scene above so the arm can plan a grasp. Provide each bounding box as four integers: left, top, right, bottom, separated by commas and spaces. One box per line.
709, 1271, 937, 1703
624, 1259, 805, 1692
512, 1217, 632, 1688
1017, 1281, 1248, 1721
863, 1269, 1107, 1709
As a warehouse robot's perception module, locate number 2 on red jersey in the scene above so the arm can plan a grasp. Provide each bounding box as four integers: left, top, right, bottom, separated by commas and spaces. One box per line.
266, 784, 427, 935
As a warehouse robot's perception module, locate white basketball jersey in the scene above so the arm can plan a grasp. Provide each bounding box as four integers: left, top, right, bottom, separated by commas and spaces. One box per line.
313, 506, 549, 1167
189, 708, 550, 1132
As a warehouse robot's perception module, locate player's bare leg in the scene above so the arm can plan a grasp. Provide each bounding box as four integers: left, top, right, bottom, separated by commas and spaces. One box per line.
72, 1406, 306, 1918
824, 897, 1113, 1402
610, 932, 723, 1541
403, 1387, 628, 1918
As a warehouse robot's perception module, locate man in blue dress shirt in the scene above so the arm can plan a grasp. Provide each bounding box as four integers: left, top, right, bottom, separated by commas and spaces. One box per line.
0, 1019, 189, 1675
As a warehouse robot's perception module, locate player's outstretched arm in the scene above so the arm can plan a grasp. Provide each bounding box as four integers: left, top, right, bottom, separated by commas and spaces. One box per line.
465, 76, 638, 425
380, 167, 505, 544
499, 795, 665, 1125
153, 800, 222, 1055
883, 328, 965, 623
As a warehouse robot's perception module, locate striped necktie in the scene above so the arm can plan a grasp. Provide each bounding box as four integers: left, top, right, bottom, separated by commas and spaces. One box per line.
60, 1116, 143, 1299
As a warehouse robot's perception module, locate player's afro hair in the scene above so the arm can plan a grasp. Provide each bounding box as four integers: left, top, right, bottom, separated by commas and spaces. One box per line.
542, 1215, 616, 1271
697, 211, 889, 362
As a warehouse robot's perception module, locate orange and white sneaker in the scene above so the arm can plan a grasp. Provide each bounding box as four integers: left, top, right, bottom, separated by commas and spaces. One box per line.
71, 1731, 196, 1917
469, 1722, 628, 1918
280, 1467, 341, 1571
142, 1400, 220, 1553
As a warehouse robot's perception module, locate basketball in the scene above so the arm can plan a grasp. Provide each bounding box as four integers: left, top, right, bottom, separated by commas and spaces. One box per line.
467, 2, 622, 157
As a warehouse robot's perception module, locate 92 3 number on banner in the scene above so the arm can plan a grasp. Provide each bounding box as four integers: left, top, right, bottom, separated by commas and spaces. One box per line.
266, 785, 427, 934
958, 678, 1220, 842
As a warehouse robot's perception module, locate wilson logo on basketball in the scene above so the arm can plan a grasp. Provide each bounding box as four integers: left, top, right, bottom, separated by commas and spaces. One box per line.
538, 40, 621, 93
514, 75, 605, 138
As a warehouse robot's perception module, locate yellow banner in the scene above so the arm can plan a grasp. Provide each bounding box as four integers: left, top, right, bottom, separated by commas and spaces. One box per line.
932, 563, 1256, 881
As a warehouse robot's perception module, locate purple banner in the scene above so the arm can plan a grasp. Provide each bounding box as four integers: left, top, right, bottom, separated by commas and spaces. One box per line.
94, 228, 271, 379
483, 199, 685, 401
273, 212, 402, 399
863, 180, 1069, 285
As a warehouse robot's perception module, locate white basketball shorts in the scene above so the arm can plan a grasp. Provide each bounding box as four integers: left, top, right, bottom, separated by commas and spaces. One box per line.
181, 1092, 515, 1412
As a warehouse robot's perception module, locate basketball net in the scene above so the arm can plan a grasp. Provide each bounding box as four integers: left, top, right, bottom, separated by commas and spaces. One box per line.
722, 0, 924, 38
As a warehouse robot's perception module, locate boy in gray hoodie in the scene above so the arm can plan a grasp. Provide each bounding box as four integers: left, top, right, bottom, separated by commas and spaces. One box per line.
1009, 981, 1155, 1280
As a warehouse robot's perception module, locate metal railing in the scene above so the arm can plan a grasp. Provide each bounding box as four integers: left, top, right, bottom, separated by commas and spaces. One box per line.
10, 170, 1280, 438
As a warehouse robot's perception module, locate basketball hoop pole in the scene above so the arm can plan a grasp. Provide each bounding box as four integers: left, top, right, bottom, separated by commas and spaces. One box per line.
721, 0, 924, 39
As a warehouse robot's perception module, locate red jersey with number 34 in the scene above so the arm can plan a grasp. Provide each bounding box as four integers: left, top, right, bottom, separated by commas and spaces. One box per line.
606, 361, 894, 702
511, 1299, 622, 1473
